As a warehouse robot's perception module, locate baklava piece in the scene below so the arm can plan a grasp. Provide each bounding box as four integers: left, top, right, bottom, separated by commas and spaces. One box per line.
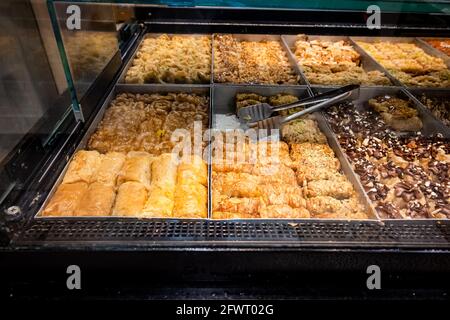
368, 95, 423, 131
42, 182, 88, 217
293, 35, 391, 86
214, 34, 299, 84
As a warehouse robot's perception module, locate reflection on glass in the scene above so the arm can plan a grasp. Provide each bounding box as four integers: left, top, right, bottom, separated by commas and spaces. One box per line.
54, 2, 120, 101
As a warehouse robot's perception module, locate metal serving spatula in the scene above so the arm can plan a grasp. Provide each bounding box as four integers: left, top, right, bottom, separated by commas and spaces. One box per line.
248, 85, 360, 131
238, 84, 359, 123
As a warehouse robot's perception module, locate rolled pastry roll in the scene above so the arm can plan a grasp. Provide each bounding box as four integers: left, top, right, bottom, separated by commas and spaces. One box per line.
42, 182, 88, 216
173, 183, 207, 218
94, 152, 126, 187
176, 155, 207, 186
212, 212, 257, 219
117, 151, 152, 189
75, 182, 115, 216
151, 153, 178, 190
112, 181, 148, 216
62, 150, 101, 184
142, 185, 174, 218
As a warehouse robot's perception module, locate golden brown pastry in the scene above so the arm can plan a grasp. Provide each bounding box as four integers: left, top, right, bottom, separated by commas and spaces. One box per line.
75, 182, 115, 216
173, 183, 208, 218
42, 182, 88, 216
213, 196, 261, 216
305, 176, 354, 199
142, 185, 174, 218
259, 204, 310, 219
62, 150, 101, 184
112, 181, 147, 216
176, 155, 207, 186
117, 152, 152, 189
151, 153, 178, 190
93, 152, 126, 187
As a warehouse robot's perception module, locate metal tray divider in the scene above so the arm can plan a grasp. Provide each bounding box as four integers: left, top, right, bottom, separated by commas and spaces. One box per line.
207, 85, 213, 219
348, 37, 403, 87
211, 34, 306, 86
280, 35, 312, 88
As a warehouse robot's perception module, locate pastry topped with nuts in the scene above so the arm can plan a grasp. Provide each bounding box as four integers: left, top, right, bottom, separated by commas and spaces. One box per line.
368, 95, 423, 132
214, 34, 299, 84
326, 103, 449, 219
293, 35, 391, 86
356, 41, 450, 87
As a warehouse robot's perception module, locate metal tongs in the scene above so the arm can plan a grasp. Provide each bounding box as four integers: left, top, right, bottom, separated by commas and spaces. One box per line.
239, 84, 360, 130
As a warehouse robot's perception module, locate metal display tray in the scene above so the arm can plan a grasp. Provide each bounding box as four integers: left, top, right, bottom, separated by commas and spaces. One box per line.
281, 34, 399, 87
211, 84, 379, 221
118, 33, 214, 84
350, 36, 450, 88
312, 86, 450, 221
406, 87, 450, 130
34, 84, 212, 220
212, 33, 308, 86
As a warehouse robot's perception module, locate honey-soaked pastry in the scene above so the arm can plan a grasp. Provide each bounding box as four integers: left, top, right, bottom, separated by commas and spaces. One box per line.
62, 150, 101, 184
356, 41, 450, 87
151, 153, 178, 190
173, 183, 208, 218
214, 34, 299, 84
213, 172, 261, 198
87, 92, 209, 155
212, 212, 257, 219
93, 152, 126, 187
117, 152, 152, 189
112, 181, 148, 216
306, 196, 367, 219
213, 196, 261, 216
293, 35, 391, 86
76, 182, 115, 216
142, 185, 174, 218
259, 204, 310, 219
124, 34, 211, 84
258, 183, 306, 208
42, 182, 88, 216
177, 155, 207, 186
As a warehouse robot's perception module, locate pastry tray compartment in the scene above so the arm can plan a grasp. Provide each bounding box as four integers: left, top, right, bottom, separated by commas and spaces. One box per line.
118, 33, 214, 84
281, 34, 398, 87
212, 33, 308, 86
314, 86, 450, 221
211, 84, 379, 220
34, 84, 212, 220
350, 36, 450, 88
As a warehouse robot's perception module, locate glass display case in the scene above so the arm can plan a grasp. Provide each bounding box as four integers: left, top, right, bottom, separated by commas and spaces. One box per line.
0, 0, 449, 300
